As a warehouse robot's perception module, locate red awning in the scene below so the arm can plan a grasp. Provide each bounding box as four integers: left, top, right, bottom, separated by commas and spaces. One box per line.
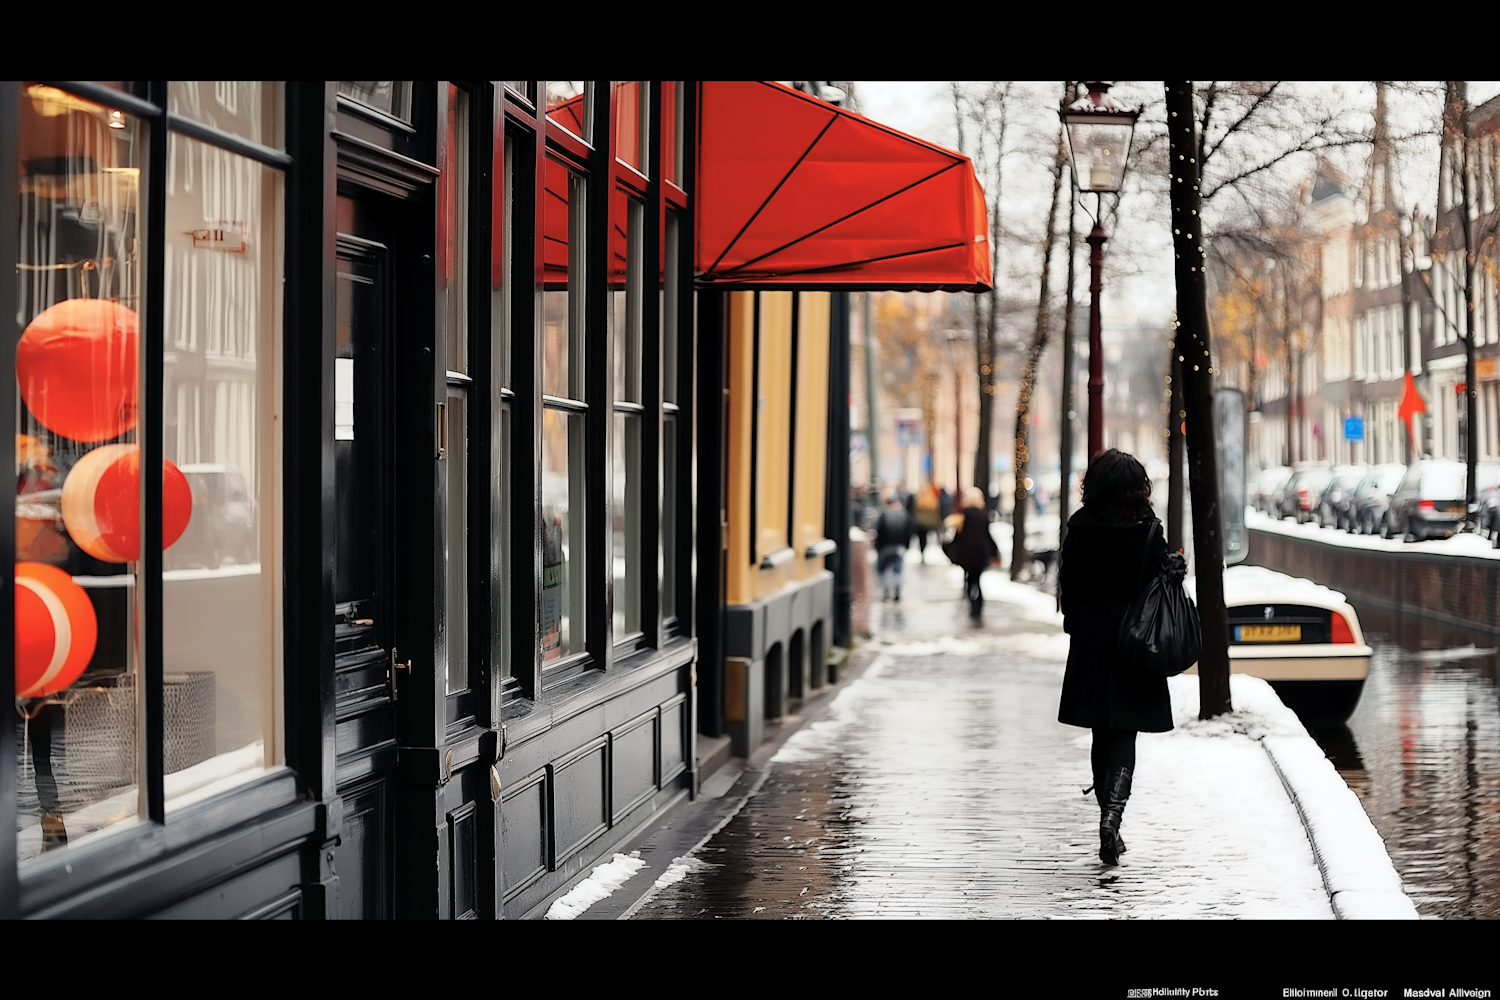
696, 81, 992, 292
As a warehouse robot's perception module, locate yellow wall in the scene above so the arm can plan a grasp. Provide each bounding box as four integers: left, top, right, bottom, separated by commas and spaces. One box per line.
726, 290, 833, 606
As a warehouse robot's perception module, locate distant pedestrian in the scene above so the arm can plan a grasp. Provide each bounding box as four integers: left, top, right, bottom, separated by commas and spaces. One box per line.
1056, 448, 1171, 866
945, 486, 999, 615
873, 492, 914, 601
912, 483, 942, 561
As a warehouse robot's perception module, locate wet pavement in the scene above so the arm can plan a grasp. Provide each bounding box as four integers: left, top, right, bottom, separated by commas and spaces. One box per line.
1318, 605, 1500, 919
632, 542, 1331, 919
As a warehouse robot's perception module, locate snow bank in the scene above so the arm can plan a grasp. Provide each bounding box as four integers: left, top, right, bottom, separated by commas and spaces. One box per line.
1169, 673, 1416, 919
1262, 735, 1418, 919
544, 852, 647, 919
1248, 507, 1500, 560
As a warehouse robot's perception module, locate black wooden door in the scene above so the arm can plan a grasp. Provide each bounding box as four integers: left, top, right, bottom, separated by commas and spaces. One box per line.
332, 210, 399, 919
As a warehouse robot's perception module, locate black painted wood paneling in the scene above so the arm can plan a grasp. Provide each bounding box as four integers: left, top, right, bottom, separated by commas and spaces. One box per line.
550, 736, 608, 866
610, 711, 657, 824
150, 847, 302, 919
448, 801, 478, 919
660, 694, 687, 784
500, 768, 547, 901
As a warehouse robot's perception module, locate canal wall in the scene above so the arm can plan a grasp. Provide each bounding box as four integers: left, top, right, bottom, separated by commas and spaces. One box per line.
1247, 518, 1500, 635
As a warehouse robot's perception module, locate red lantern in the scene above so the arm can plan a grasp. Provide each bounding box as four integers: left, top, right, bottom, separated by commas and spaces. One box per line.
60, 444, 192, 563
15, 561, 98, 698
17, 298, 140, 443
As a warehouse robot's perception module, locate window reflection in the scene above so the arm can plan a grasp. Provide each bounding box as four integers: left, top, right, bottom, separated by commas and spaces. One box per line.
612, 82, 646, 173
541, 409, 585, 661
339, 81, 413, 123
543, 159, 584, 398
546, 82, 591, 143
160, 130, 281, 805
16, 84, 144, 861
168, 82, 282, 150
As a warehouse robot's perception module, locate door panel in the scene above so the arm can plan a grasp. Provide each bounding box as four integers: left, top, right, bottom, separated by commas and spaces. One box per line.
332, 197, 398, 918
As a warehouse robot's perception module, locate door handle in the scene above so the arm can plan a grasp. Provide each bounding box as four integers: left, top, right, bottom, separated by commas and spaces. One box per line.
390, 647, 412, 701
437, 402, 446, 459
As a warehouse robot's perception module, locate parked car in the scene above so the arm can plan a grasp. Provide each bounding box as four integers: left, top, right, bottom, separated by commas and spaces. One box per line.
1286, 464, 1333, 523
1350, 463, 1406, 535
1186, 565, 1372, 726
1383, 459, 1468, 541
1472, 462, 1500, 540
1314, 464, 1367, 529
167, 463, 258, 570
1254, 466, 1292, 515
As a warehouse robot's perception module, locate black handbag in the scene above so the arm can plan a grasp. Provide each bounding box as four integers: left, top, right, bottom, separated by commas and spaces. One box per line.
1117, 520, 1202, 678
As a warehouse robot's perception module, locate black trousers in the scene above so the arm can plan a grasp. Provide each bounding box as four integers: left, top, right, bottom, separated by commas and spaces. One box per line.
1090, 727, 1137, 785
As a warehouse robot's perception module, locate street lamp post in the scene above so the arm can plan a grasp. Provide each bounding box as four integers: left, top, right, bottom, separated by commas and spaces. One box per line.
1060, 82, 1138, 463
944, 329, 965, 493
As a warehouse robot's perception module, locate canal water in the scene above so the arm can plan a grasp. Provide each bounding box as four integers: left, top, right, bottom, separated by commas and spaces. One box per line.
1314, 601, 1500, 919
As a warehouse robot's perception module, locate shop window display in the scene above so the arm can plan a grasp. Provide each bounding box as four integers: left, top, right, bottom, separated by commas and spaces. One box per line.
15, 85, 145, 859
14, 86, 283, 863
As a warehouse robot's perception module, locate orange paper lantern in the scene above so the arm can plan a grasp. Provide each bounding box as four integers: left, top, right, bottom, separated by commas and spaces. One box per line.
17, 298, 140, 443
60, 444, 192, 563
15, 561, 98, 698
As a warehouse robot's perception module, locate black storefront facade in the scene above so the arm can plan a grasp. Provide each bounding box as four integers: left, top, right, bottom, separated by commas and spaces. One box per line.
2, 80, 707, 919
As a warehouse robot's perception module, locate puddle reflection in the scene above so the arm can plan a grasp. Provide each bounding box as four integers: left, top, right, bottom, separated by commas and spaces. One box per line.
1312, 602, 1500, 918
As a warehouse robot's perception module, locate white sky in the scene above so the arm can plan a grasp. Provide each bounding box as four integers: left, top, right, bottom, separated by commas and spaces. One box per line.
852, 82, 1500, 329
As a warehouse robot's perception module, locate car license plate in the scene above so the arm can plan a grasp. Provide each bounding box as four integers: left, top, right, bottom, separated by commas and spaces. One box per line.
1445, 505, 1465, 513
1235, 624, 1301, 642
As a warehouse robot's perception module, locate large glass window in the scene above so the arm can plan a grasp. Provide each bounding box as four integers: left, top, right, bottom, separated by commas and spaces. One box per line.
160, 128, 283, 808
661, 212, 682, 624
442, 84, 471, 696
15, 85, 146, 860
541, 158, 587, 665
493, 124, 516, 686
545, 82, 591, 144
612, 82, 647, 175
338, 82, 413, 124
613, 193, 644, 642
168, 82, 282, 150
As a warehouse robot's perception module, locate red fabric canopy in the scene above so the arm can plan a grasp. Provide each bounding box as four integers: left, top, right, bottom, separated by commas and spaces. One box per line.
696, 81, 992, 292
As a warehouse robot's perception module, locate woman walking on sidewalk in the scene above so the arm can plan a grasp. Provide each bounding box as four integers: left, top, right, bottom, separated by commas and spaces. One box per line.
945, 486, 999, 616
1057, 449, 1172, 866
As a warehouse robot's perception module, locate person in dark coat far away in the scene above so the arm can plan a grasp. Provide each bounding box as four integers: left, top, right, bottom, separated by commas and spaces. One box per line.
873, 492, 914, 601
1057, 448, 1172, 866
945, 486, 999, 615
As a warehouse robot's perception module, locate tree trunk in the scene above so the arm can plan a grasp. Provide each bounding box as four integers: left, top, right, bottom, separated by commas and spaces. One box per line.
974, 292, 993, 496
1449, 82, 1479, 527
1012, 117, 1069, 580
1167, 350, 1185, 551
1165, 82, 1232, 719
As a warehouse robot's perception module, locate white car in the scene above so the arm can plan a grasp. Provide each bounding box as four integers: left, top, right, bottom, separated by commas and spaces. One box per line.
1185, 565, 1371, 725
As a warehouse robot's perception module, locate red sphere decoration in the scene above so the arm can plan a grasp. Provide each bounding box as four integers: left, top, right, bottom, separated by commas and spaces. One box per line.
60, 444, 193, 563
17, 298, 140, 443
15, 561, 98, 698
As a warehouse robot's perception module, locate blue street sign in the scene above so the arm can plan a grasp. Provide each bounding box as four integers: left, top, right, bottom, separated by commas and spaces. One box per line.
1344, 415, 1364, 442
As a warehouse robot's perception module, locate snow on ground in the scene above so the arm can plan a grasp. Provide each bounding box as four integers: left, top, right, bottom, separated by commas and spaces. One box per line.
876, 631, 1071, 661
544, 852, 647, 919
1248, 507, 1500, 560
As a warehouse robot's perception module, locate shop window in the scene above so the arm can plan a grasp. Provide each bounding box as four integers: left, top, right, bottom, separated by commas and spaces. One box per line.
338, 82, 413, 124
443, 84, 472, 695
503, 81, 534, 107
168, 82, 283, 150
15, 85, 146, 861
662, 82, 685, 189
493, 127, 517, 686
612, 82, 647, 175
613, 193, 645, 643
661, 211, 682, 625
160, 130, 283, 810
541, 158, 587, 666
545, 82, 591, 144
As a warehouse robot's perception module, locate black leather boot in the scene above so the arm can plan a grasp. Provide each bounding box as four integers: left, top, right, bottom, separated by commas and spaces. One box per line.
1098, 766, 1132, 865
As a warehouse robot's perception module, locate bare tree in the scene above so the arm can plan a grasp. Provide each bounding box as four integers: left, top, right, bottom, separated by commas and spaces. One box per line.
1011, 83, 1071, 580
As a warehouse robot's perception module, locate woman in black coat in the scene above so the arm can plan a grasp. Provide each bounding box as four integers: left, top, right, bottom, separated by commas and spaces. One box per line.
1057, 449, 1173, 865
946, 487, 999, 615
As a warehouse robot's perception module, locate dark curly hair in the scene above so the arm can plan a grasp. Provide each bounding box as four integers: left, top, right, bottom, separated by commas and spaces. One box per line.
1082, 449, 1153, 521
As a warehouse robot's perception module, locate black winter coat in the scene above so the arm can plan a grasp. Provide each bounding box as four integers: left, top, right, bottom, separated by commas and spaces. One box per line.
1056, 506, 1173, 733
947, 507, 999, 572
